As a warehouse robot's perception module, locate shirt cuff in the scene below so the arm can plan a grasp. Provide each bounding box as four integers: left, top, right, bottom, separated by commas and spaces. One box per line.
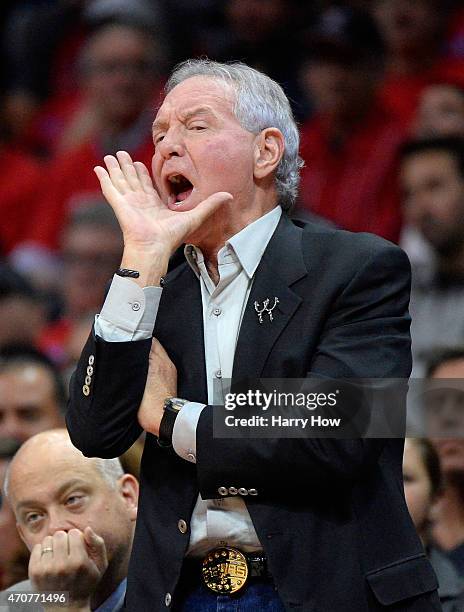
95, 275, 162, 341
172, 402, 205, 463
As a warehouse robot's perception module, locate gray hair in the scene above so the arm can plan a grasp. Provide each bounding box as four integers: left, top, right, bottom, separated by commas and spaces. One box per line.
166, 59, 304, 211
93, 457, 124, 489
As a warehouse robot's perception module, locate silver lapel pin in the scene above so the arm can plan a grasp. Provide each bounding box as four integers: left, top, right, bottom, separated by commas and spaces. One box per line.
254, 297, 279, 323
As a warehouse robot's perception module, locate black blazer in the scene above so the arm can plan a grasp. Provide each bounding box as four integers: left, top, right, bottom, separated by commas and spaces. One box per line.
67, 216, 441, 612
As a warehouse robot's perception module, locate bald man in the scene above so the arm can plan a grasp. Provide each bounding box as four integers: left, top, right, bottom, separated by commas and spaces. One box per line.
0, 429, 138, 612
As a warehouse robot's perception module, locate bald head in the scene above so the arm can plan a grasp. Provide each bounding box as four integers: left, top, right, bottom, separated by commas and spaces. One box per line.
4, 429, 123, 502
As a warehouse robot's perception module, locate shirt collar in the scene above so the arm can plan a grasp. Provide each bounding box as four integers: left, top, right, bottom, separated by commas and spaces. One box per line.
184, 206, 282, 279
93, 579, 126, 612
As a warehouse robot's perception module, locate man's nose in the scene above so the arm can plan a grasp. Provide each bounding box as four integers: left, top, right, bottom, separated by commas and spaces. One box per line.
157, 129, 184, 159
47, 509, 74, 536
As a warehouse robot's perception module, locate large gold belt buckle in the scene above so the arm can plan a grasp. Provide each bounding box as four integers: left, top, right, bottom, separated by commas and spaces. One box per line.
201, 547, 249, 595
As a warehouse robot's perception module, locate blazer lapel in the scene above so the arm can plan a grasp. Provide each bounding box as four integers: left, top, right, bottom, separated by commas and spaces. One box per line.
155, 261, 208, 403
232, 215, 307, 382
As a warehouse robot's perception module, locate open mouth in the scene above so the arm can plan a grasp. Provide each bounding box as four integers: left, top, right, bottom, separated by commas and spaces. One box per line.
167, 174, 194, 207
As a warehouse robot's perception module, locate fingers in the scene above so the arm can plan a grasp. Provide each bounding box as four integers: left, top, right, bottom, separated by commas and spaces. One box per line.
103, 155, 130, 194
67, 528, 87, 562
29, 543, 43, 573
116, 151, 143, 192
51, 530, 69, 566
134, 161, 157, 194
150, 337, 170, 360
83, 526, 108, 573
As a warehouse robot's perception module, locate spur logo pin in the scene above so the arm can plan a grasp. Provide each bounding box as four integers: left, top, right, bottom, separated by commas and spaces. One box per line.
254, 297, 279, 323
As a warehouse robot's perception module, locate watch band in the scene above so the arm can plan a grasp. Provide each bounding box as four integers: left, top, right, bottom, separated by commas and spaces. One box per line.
158, 397, 188, 446
116, 268, 140, 278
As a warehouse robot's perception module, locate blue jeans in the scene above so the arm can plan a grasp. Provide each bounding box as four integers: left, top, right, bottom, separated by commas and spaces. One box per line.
175, 580, 286, 611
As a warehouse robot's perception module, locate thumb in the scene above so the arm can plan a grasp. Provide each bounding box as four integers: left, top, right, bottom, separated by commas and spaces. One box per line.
83, 527, 108, 571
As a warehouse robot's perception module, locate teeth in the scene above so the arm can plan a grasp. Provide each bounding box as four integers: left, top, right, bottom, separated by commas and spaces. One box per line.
169, 175, 181, 183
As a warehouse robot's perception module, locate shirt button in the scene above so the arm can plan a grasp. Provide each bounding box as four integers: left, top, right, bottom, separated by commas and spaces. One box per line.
213, 306, 222, 316
85, 375, 92, 386
215, 370, 222, 379
165, 593, 172, 607
88, 355, 95, 365
86, 365, 93, 376
228, 487, 238, 495
218, 487, 228, 496
132, 302, 141, 311
178, 519, 188, 534
238, 488, 248, 496
82, 385, 90, 397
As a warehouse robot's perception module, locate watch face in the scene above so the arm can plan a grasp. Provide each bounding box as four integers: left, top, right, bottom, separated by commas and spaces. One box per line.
166, 397, 187, 411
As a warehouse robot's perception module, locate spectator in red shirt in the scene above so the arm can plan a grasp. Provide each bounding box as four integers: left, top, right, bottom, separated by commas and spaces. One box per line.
297, 7, 405, 242
370, 0, 464, 125
17, 21, 163, 257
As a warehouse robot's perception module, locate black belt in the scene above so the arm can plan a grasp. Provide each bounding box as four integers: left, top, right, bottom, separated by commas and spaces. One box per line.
184, 547, 272, 595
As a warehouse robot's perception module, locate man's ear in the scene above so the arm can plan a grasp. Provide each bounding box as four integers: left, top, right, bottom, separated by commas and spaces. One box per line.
253, 128, 285, 180
118, 474, 139, 521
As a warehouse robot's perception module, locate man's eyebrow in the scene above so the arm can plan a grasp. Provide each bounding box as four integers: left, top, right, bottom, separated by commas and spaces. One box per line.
152, 118, 167, 133
152, 106, 217, 133
15, 479, 90, 513
180, 106, 216, 121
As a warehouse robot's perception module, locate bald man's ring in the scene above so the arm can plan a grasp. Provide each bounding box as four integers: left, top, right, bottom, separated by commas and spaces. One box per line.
41, 547, 53, 556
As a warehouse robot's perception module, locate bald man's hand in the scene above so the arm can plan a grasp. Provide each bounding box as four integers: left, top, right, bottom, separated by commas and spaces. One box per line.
29, 527, 108, 611
138, 338, 177, 436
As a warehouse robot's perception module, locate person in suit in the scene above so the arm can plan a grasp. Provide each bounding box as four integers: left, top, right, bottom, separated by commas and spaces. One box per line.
1, 429, 138, 611
66, 59, 441, 611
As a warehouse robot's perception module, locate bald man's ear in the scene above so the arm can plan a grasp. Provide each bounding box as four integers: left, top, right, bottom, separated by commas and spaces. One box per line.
253, 128, 285, 180
118, 474, 139, 521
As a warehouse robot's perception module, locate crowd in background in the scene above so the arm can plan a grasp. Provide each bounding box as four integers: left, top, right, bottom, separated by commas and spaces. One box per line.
2, 0, 464, 607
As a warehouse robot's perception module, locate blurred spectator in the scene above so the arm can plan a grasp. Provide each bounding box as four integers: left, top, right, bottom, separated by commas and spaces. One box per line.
0, 345, 65, 444
1, 429, 138, 610
13, 21, 162, 256
400, 137, 464, 375
2, 1, 165, 153
0, 266, 46, 350
413, 83, 464, 138
403, 83, 464, 272
0, 438, 28, 590
29, 16, 165, 158
403, 438, 464, 610
425, 348, 464, 575
297, 7, 405, 242
371, 0, 464, 125
38, 203, 123, 368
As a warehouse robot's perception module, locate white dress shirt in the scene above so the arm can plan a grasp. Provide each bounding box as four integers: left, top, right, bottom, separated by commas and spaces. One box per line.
95, 205, 282, 557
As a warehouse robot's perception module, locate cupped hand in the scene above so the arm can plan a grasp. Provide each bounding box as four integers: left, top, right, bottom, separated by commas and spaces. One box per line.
94, 151, 232, 256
